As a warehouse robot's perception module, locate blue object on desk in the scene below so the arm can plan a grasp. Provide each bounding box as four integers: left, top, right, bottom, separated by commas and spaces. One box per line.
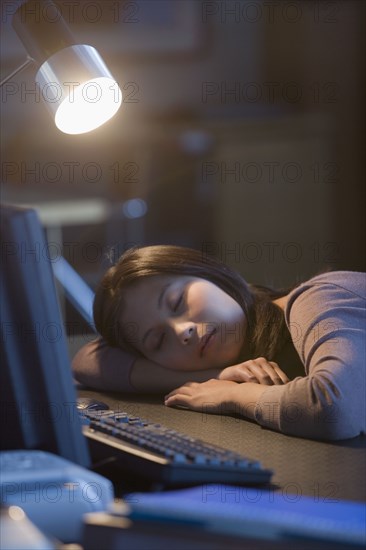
0, 450, 114, 543
126, 484, 366, 546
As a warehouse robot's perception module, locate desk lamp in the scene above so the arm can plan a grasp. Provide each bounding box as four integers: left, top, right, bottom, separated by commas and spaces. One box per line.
2, 0, 122, 134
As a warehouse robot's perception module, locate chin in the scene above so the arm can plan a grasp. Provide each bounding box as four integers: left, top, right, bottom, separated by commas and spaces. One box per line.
165, 363, 203, 372
220, 351, 241, 368
202, 355, 232, 370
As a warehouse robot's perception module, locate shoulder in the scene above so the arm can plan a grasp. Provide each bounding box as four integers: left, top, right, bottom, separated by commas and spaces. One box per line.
284, 271, 366, 356
285, 271, 366, 321
299, 270, 366, 295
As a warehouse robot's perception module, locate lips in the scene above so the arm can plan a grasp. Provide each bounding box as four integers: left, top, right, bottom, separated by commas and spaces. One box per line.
200, 328, 217, 356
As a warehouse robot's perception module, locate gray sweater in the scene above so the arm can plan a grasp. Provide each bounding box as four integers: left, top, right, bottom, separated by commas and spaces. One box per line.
255, 271, 366, 440
72, 271, 366, 441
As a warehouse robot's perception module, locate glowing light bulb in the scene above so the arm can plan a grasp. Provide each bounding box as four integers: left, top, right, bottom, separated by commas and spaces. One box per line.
55, 77, 122, 134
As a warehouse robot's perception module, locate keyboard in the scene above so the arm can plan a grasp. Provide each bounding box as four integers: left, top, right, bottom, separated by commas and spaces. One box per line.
80, 409, 273, 487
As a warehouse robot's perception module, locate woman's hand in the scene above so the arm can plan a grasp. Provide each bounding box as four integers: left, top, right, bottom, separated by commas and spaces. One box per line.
218, 357, 290, 385
164, 358, 289, 416
164, 379, 239, 414
164, 377, 271, 419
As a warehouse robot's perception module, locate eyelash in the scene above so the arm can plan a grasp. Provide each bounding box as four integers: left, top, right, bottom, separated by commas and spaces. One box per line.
155, 333, 165, 351
173, 292, 184, 312
154, 291, 184, 351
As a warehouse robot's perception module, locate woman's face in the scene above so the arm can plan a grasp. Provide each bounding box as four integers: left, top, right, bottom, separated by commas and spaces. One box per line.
119, 275, 246, 371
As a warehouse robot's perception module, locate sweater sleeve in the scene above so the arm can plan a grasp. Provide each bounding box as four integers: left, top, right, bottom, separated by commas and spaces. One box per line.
254, 272, 366, 441
71, 337, 137, 393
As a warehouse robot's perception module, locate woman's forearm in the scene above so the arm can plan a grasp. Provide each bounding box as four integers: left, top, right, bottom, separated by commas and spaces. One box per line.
130, 357, 222, 393
229, 383, 269, 420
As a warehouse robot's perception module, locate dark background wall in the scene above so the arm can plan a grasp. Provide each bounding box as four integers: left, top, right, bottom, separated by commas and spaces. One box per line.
1, 1, 365, 292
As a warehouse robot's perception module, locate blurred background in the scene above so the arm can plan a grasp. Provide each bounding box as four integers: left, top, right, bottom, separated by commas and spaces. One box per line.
1, 1, 365, 332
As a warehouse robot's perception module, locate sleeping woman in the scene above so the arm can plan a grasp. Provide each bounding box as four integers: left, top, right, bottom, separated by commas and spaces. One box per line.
72, 245, 366, 441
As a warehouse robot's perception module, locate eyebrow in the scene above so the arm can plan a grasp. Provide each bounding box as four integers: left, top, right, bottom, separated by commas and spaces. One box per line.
142, 282, 171, 346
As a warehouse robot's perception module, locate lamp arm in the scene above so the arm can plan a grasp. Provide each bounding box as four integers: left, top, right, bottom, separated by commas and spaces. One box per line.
0, 57, 34, 88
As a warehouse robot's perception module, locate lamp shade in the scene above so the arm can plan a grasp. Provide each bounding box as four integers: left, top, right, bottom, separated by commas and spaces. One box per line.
36, 44, 122, 134
12, 0, 122, 134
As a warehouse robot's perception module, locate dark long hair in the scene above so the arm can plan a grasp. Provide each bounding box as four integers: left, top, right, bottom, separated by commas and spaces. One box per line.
93, 245, 292, 363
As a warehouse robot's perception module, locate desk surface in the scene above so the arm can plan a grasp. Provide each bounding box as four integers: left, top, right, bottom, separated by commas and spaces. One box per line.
78, 388, 366, 503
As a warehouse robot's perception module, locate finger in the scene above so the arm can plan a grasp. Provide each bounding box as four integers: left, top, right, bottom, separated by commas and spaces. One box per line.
246, 363, 275, 385
217, 367, 233, 380
252, 358, 289, 384
165, 388, 192, 400
164, 393, 192, 408
165, 400, 191, 410
247, 359, 283, 385
270, 362, 290, 384
164, 382, 198, 399
219, 366, 259, 384
255, 359, 286, 385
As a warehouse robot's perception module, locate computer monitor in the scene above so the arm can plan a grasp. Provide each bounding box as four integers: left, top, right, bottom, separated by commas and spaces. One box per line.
0, 203, 90, 467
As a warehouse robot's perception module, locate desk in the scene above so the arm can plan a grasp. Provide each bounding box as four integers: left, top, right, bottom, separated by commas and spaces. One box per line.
78, 388, 366, 503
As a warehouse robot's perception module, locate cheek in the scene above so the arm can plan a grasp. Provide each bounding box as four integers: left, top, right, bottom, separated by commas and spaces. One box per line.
187, 285, 218, 317
145, 342, 180, 367
159, 343, 196, 370
190, 287, 241, 322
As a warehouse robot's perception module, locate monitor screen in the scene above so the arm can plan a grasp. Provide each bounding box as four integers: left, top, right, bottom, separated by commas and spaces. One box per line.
0, 203, 89, 467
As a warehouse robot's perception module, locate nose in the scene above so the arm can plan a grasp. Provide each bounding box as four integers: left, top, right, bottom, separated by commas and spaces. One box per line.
173, 321, 196, 345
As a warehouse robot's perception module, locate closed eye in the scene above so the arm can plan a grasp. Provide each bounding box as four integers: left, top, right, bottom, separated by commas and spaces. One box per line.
155, 333, 165, 351
173, 292, 184, 312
